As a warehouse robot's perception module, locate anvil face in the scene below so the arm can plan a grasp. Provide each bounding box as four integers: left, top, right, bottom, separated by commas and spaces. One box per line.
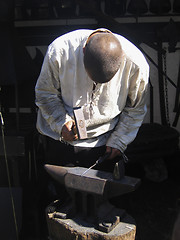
44, 164, 141, 198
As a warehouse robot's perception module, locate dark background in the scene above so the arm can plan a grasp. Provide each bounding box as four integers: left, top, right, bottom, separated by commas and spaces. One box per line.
0, 0, 180, 239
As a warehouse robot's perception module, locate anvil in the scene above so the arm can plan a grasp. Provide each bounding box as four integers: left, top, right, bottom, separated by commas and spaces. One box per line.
45, 164, 140, 233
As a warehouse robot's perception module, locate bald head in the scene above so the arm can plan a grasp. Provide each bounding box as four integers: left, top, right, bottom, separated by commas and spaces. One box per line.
83, 32, 123, 83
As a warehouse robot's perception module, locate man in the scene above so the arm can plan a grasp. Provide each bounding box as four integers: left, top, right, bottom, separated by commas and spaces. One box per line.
35, 28, 149, 172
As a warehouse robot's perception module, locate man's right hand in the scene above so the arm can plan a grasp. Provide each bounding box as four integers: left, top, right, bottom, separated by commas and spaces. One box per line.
61, 120, 78, 141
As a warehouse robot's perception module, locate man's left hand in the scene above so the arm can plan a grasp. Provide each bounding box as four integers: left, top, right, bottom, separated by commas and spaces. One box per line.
106, 146, 122, 160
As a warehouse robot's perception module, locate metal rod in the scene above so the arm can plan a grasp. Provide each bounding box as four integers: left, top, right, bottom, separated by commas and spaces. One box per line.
149, 78, 154, 123
157, 40, 168, 125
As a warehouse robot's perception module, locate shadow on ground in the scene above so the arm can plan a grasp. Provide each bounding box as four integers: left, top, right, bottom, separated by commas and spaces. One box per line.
111, 150, 180, 240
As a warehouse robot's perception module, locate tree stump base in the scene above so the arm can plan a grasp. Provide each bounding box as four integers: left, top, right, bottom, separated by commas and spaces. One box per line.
46, 201, 136, 240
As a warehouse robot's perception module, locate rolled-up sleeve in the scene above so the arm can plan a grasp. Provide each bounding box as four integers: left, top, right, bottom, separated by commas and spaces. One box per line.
106, 63, 149, 152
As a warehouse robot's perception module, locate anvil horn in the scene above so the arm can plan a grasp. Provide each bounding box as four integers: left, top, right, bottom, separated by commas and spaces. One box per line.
44, 164, 68, 185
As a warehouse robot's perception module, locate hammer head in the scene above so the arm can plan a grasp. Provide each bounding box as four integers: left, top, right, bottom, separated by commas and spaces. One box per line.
73, 107, 87, 139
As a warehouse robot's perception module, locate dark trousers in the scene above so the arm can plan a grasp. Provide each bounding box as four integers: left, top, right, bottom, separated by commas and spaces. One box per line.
44, 136, 120, 172
38, 135, 124, 203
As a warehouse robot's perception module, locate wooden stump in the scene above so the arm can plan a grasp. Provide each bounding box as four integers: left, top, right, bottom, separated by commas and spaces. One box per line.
46, 203, 136, 240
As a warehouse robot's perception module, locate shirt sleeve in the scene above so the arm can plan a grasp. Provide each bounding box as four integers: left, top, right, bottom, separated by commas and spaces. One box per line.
35, 45, 72, 137
106, 63, 149, 153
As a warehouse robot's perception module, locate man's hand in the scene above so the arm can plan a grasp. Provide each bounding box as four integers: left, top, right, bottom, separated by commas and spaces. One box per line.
61, 120, 78, 141
106, 146, 122, 160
